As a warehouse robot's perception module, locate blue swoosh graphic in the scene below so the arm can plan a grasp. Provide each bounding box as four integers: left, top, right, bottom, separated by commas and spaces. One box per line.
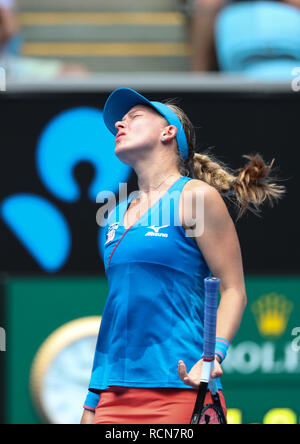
36, 107, 131, 202
1, 194, 71, 272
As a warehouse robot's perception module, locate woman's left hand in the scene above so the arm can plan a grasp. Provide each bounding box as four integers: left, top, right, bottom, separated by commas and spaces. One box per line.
177, 358, 223, 388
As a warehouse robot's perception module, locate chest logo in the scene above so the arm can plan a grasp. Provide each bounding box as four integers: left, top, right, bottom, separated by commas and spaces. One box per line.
145, 225, 169, 238
105, 222, 120, 244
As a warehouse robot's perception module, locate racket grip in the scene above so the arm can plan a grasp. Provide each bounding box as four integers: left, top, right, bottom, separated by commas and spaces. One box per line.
209, 377, 218, 395
203, 277, 220, 361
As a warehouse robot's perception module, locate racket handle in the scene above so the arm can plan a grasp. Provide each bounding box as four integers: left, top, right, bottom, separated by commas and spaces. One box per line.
203, 277, 220, 361
209, 377, 218, 395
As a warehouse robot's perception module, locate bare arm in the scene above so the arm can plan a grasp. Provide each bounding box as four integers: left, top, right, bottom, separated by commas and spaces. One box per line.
80, 409, 95, 425
178, 181, 247, 387
0, 6, 19, 48
284, 0, 300, 9
194, 184, 247, 341
189, 0, 227, 71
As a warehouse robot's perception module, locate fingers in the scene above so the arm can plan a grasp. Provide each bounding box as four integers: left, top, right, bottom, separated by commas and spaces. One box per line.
178, 358, 223, 387
177, 360, 188, 382
177, 360, 200, 388
211, 359, 223, 379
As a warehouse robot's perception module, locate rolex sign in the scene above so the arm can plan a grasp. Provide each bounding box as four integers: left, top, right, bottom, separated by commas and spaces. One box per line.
222, 276, 300, 424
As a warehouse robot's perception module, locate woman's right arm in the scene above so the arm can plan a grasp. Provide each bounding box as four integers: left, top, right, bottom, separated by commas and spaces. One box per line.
81, 391, 100, 424
80, 409, 95, 424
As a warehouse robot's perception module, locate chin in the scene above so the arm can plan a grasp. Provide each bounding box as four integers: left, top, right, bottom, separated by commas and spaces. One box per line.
114, 146, 134, 166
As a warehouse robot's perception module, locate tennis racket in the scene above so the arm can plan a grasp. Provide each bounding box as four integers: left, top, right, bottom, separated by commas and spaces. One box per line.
190, 277, 227, 424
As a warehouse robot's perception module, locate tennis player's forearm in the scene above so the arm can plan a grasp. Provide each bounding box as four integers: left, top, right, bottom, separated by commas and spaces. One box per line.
80, 409, 95, 424
216, 288, 247, 344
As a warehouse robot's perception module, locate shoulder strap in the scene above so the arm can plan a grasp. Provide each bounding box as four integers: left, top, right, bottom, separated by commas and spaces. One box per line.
169, 176, 192, 226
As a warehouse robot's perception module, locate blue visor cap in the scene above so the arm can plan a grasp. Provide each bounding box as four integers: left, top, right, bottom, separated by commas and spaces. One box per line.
103, 88, 189, 161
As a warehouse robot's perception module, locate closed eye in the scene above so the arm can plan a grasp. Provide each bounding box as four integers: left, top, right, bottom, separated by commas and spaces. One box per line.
122, 111, 144, 122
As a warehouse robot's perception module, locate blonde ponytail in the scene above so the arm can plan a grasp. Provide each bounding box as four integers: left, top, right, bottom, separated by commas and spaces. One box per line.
192, 152, 285, 218
192, 152, 234, 193
164, 101, 286, 218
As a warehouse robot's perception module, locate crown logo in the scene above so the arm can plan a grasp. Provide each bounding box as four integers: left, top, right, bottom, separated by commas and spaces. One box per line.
251, 293, 293, 338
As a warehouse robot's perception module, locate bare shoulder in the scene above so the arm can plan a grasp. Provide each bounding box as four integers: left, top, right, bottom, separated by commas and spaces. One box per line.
180, 179, 231, 229
182, 178, 226, 209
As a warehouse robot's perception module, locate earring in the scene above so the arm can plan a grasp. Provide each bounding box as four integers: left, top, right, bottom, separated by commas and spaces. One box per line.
161, 136, 165, 142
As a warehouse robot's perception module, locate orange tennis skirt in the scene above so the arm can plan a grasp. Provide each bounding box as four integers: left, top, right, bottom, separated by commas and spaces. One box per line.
93, 386, 227, 424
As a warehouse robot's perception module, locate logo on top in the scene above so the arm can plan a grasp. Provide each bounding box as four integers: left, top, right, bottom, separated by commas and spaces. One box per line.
105, 222, 120, 245
145, 225, 169, 238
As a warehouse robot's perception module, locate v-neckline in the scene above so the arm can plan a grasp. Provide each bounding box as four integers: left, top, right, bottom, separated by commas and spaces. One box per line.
122, 176, 183, 230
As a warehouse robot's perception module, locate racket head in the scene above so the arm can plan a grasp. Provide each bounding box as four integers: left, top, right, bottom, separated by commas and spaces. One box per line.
198, 404, 227, 424
190, 381, 208, 424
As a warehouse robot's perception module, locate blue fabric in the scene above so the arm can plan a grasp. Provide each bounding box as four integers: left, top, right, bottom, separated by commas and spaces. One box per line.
84, 390, 100, 411
85, 176, 221, 406
103, 88, 189, 161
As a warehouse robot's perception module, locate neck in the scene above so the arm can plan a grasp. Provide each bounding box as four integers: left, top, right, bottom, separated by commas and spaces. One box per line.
135, 165, 181, 194
128, 148, 181, 194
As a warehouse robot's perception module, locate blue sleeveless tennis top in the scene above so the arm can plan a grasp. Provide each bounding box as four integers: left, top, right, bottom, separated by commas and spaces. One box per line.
88, 176, 213, 391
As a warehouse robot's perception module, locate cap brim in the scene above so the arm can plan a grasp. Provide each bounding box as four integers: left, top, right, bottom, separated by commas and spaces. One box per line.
103, 88, 154, 136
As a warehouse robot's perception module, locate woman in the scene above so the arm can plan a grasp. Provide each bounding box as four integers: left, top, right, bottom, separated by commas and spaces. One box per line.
81, 88, 284, 424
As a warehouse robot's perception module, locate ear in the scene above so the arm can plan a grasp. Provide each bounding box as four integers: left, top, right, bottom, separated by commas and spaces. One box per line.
161, 125, 177, 143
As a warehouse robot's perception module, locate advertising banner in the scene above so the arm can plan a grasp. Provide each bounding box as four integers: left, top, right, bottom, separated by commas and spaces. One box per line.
0, 90, 299, 275
2, 275, 300, 424
223, 276, 300, 424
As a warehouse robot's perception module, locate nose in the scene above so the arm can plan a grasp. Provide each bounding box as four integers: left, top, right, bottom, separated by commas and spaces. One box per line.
115, 120, 126, 131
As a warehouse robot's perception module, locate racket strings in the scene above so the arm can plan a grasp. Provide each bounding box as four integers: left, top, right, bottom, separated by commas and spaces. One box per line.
199, 404, 225, 424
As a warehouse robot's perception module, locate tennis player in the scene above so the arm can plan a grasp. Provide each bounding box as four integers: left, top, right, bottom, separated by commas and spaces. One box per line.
81, 88, 284, 424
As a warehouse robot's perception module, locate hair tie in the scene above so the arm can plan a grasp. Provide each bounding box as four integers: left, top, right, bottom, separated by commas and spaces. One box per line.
229, 179, 235, 189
